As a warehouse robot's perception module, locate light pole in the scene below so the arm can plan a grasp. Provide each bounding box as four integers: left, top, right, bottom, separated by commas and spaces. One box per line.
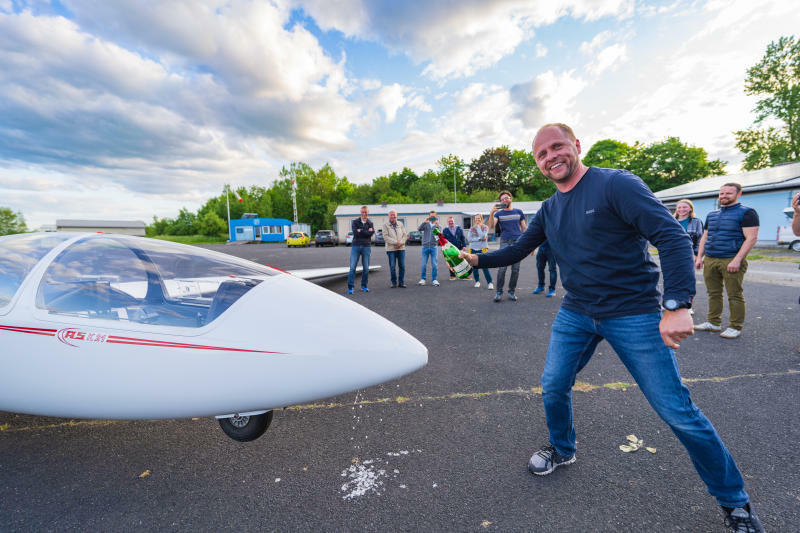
453, 164, 457, 203
225, 184, 231, 241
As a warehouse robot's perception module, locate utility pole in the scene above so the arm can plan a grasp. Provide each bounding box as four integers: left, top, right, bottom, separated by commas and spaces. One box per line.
453, 163, 457, 203
291, 172, 298, 224
225, 184, 231, 241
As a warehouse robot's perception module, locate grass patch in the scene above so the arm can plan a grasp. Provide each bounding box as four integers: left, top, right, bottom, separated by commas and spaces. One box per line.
148, 235, 227, 244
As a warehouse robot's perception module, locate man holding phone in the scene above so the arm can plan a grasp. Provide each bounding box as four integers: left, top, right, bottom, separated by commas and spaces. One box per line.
418, 210, 441, 286
488, 190, 527, 302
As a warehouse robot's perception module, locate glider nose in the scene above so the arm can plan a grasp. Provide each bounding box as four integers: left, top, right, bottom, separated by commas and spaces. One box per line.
226, 274, 428, 404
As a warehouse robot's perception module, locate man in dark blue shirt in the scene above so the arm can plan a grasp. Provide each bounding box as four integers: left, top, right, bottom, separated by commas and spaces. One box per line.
460, 123, 762, 532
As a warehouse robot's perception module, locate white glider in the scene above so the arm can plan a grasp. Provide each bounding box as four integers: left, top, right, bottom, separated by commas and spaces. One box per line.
0, 233, 427, 441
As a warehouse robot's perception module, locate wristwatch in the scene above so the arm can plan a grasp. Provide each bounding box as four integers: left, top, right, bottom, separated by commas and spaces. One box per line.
663, 299, 692, 311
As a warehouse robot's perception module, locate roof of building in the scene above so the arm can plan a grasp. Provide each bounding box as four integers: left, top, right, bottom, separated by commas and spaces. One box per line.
55, 219, 146, 228
232, 217, 293, 224
334, 201, 543, 217
654, 161, 800, 201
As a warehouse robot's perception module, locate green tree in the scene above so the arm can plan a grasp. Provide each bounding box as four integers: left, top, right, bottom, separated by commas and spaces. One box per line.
408, 169, 449, 203
388, 167, 419, 197
628, 137, 726, 192
582, 139, 638, 169
165, 208, 197, 235
464, 147, 511, 194
437, 154, 467, 200
305, 195, 331, 233
146, 215, 171, 236
197, 211, 227, 237
462, 189, 498, 202
735, 127, 793, 171
734, 35, 800, 169
0, 207, 27, 235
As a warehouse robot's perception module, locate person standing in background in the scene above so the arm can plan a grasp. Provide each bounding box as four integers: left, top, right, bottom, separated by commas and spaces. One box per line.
466, 213, 494, 290
673, 199, 704, 258
532, 240, 557, 298
488, 190, 526, 302
347, 205, 374, 294
418, 211, 441, 287
443, 216, 466, 280
694, 184, 759, 339
383, 210, 407, 288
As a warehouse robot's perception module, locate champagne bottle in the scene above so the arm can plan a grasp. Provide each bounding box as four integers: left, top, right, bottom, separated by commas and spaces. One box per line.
433, 227, 473, 279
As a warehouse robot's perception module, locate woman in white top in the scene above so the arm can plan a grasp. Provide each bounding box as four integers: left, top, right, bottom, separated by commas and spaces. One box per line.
466, 213, 494, 289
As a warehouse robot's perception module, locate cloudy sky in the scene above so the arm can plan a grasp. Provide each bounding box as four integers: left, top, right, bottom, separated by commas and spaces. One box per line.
0, 0, 797, 228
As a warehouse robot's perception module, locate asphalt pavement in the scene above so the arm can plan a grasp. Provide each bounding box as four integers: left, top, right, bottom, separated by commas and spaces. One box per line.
1, 242, 798, 532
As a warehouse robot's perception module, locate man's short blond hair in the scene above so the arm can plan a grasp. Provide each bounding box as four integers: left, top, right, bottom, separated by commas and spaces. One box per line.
535, 123, 577, 143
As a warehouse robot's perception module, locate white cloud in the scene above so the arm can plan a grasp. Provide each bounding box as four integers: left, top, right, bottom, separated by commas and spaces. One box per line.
535, 43, 548, 58
580, 30, 613, 54
584, 0, 798, 170
373, 83, 407, 123
585, 43, 628, 76
510, 71, 587, 129
0, 4, 362, 187
297, 0, 634, 79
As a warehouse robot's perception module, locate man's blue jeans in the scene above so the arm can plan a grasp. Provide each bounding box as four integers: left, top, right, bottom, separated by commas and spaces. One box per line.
543, 308, 748, 508
386, 250, 405, 285
347, 245, 371, 290
420, 246, 437, 281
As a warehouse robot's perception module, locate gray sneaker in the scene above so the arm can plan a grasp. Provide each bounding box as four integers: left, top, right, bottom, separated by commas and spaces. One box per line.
508, 291, 518, 301
720, 328, 742, 339
695, 322, 722, 332
493, 292, 502, 302
528, 444, 576, 476
722, 504, 764, 532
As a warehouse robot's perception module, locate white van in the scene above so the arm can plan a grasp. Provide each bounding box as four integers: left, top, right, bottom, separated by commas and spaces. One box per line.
776, 207, 800, 251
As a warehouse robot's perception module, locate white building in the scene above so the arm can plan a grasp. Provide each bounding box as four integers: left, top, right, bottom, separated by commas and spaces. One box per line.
56, 219, 147, 236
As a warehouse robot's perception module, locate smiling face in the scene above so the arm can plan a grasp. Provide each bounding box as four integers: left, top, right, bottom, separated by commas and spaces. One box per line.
388, 211, 397, 223
533, 126, 584, 186
675, 201, 692, 219
360, 206, 368, 220
718, 186, 741, 206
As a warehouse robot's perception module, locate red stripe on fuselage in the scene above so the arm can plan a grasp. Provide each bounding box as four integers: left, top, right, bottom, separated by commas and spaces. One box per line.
106, 335, 284, 354
0, 325, 57, 336
0, 325, 283, 354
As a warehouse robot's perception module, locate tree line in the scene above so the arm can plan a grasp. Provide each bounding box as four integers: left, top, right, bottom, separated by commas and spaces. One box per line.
148, 134, 727, 238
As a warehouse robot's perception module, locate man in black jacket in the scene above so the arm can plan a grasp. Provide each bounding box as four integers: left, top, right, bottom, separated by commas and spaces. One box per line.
347, 206, 374, 294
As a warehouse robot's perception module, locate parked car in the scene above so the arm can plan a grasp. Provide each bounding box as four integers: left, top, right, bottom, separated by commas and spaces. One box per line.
777, 207, 800, 251
315, 230, 338, 247
345, 232, 354, 246
407, 231, 422, 245
374, 229, 385, 246
286, 232, 311, 247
